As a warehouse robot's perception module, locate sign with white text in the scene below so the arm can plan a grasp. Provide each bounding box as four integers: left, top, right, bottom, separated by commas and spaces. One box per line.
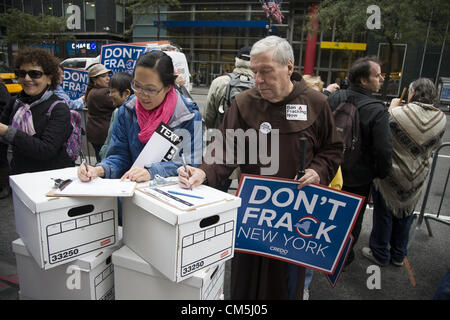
132, 122, 182, 169
62, 67, 88, 100
235, 175, 364, 274
100, 44, 147, 74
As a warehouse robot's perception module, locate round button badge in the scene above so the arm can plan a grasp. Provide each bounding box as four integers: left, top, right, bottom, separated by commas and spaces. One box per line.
259, 122, 272, 134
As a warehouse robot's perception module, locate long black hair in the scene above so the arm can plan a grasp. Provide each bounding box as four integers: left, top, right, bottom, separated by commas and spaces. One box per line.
134, 50, 177, 87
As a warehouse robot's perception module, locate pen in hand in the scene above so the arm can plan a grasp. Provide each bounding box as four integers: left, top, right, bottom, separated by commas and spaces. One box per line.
79, 150, 91, 182
181, 153, 192, 190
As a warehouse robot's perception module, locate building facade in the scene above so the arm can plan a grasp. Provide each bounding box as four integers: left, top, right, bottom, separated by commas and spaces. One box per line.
1, 0, 448, 98
0, 0, 131, 65
132, 0, 449, 98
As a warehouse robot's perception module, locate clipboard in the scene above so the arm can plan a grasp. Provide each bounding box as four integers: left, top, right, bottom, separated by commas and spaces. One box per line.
46, 177, 137, 198
137, 184, 231, 211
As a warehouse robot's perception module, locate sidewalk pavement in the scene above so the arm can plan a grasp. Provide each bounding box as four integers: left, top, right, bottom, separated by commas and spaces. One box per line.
1, 186, 449, 300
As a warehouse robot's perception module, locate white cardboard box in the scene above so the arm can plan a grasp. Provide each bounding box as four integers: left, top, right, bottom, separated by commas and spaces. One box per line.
122, 185, 241, 282
112, 245, 225, 300
10, 167, 119, 270
13, 227, 122, 300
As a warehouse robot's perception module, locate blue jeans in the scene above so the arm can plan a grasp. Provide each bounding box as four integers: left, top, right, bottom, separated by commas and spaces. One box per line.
370, 189, 414, 264
286, 264, 305, 299
433, 269, 450, 300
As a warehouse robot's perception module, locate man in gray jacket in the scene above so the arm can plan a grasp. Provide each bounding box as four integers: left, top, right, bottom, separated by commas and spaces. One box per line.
204, 46, 254, 129
327, 56, 393, 266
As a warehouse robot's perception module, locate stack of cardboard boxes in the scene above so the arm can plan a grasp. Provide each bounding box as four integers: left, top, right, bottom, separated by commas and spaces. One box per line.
10, 167, 241, 300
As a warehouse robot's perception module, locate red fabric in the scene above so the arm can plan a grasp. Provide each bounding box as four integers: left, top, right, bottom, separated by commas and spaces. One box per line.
136, 86, 177, 143
304, 3, 319, 75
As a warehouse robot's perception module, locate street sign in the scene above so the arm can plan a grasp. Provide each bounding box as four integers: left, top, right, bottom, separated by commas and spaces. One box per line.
235, 174, 364, 274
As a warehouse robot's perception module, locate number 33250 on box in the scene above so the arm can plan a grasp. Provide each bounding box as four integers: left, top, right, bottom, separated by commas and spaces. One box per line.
10, 168, 119, 270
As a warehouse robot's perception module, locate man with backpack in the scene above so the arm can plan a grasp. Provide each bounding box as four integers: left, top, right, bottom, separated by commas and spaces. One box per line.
205, 45, 254, 129
327, 56, 393, 266
204, 45, 255, 191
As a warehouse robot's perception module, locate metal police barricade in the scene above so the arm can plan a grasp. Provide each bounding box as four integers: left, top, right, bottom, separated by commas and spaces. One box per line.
77, 108, 93, 165
412, 142, 450, 240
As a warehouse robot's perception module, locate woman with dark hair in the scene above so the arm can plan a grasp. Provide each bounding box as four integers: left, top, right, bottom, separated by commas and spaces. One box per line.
78, 50, 202, 182
85, 63, 114, 162
362, 78, 447, 267
0, 48, 73, 174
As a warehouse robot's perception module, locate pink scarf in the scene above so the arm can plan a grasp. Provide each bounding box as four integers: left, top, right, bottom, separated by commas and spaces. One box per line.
136, 87, 177, 143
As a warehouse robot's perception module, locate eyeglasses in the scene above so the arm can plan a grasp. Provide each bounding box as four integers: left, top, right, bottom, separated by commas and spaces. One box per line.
15, 69, 45, 79
131, 80, 164, 97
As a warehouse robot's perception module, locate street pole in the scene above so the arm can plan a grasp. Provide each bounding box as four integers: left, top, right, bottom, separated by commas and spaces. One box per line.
419, 10, 432, 77
435, 22, 448, 87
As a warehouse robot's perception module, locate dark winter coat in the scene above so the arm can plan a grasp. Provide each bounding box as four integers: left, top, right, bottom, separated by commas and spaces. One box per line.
327, 85, 393, 187
0, 89, 73, 174
86, 87, 115, 145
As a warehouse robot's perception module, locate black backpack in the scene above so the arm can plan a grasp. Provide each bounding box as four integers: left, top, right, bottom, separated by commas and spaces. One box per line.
217, 72, 255, 125
332, 92, 372, 170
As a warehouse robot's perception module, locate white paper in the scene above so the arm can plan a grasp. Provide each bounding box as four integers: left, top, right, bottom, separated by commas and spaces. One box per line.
53, 177, 136, 197
139, 184, 231, 210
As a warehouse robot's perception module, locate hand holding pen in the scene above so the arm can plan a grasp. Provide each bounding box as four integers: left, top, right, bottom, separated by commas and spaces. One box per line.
181, 153, 192, 190
177, 154, 207, 190
77, 151, 104, 182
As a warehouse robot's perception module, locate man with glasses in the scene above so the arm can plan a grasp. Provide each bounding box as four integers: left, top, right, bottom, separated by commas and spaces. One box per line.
178, 36, 343, 300
327, 56, 393, 266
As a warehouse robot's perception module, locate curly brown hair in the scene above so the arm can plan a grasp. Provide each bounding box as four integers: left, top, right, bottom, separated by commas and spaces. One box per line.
14, 47, 60, 90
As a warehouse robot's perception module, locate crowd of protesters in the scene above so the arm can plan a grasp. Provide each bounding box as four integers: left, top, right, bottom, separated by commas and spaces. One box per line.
0, 35, 448, 300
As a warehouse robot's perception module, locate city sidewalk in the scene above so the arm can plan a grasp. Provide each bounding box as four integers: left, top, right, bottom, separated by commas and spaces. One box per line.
1, 189, 449, 300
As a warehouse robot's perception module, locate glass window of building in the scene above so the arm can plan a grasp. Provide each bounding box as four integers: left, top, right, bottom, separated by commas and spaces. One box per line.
378, 43, 407, 96
116, 4, 124, 33
42, 0, 53, 15
23, 0, 32, 14
85, 0, 96, 32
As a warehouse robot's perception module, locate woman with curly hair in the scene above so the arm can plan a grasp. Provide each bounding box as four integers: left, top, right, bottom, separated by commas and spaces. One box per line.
0, 47, 73, 174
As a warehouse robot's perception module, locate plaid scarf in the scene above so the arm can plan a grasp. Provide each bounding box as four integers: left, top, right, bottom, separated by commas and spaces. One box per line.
11, 89, 54, 136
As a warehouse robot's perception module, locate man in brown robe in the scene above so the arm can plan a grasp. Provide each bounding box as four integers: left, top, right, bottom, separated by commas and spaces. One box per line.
178, 36, 343, 299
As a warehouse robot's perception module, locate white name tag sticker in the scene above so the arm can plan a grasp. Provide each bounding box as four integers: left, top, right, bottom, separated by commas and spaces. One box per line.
286, 104, 307, 121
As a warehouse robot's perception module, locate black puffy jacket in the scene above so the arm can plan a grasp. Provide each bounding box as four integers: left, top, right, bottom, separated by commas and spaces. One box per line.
327, 85, 392, 187
0, 88, 73, 174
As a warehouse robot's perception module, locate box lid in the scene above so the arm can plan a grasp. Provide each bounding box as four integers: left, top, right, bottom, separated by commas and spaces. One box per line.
112, 245, 206, 287
9, 167, 96, 213
131, 184, 241, 226
12, 227, 123, 271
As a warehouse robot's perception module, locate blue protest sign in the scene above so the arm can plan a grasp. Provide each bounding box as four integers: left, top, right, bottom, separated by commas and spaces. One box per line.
62, 67, 88, 100
235, 175, 364, 274
100, 44, 147, 74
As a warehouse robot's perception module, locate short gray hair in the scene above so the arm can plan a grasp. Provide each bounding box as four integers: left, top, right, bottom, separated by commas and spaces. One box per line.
409, 78, 437, 104
250, 36, 294, 66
